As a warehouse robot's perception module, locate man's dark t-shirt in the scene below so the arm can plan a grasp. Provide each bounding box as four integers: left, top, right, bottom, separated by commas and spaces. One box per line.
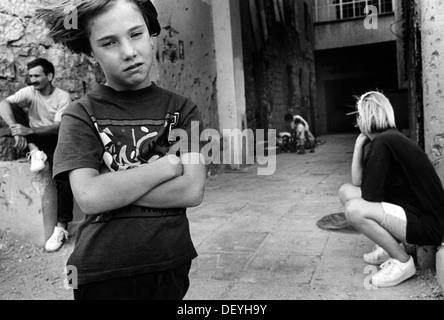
361, 129, 444, 245
53, 84, 200, 285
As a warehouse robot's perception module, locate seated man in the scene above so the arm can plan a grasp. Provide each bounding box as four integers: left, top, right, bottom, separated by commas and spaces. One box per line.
0, 58, 74, 252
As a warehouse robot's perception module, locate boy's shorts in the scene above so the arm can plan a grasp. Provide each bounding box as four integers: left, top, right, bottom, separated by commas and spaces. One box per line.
73, 262, 192, 300
381, 202, 407, 241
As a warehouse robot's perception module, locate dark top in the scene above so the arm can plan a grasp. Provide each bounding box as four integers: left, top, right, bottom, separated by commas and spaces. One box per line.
361, 129, 444, 245
53, 83, 201, 285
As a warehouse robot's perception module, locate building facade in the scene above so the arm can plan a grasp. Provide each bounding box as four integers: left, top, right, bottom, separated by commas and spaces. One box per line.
313, 0, 407, 134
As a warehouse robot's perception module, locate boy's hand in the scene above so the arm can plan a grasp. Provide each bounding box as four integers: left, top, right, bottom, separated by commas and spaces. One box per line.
147, 155, 160, 163
155, 154, 183, 178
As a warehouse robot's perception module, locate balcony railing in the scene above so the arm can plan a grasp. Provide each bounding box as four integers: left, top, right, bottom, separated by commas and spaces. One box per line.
313, 0, 394, 23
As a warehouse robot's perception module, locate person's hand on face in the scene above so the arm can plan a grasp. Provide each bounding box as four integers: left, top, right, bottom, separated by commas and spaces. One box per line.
355, 133, 370, 149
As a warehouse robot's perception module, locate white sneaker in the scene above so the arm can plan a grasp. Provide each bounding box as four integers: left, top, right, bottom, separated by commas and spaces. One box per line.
363, 243, 406, 265
45, 226, 69, 252
27, 149, 47, 173
371, 256, 416, 288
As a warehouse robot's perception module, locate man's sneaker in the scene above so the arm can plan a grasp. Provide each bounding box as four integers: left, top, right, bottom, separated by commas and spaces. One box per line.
371, 256, 416, 288
363, 243, 406, 265
27, 149, 47, 173
45, 226, 69, 252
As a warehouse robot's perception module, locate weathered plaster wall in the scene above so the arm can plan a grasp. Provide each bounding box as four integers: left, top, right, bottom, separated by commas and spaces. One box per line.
152, 0, 219, 132
419, 0, 444, 294
420, 0, 444, 182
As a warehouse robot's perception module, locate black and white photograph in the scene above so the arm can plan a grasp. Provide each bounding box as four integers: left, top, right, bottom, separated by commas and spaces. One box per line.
0, 0, 443, 306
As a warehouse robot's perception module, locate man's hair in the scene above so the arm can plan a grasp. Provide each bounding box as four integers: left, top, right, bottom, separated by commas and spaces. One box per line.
284, 113, 294, 123
36, 0, 161, 56
27, 58, 55, 76
356, 91, 397, 135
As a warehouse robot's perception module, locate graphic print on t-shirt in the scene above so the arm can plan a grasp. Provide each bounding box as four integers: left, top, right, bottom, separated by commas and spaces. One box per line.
94, 112, 180, 172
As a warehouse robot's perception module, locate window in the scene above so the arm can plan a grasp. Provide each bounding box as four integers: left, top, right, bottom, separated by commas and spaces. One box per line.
314, 0, 394, 23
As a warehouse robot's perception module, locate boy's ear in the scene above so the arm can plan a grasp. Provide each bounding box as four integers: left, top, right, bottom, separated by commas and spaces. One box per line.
47, 73, 54, 82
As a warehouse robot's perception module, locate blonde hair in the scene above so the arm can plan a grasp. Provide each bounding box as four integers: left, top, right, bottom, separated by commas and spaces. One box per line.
356, 91, 396, 135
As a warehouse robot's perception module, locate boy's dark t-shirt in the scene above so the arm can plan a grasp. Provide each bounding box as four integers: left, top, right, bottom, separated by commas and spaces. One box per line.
53, 84, 200, 285
361, 129, 444, 245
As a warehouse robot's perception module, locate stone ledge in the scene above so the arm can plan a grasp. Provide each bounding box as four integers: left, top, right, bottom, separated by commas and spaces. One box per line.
416, 245, 437, 270
0, 161, 57, 246
416, 244, 444, 294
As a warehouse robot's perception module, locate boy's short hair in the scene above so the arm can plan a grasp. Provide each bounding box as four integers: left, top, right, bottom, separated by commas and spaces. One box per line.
356, 91, 397, 134
284, 113, 294, 123
293, 117, 303, 125
36, 0, 161, 56
27, 58, 55, 76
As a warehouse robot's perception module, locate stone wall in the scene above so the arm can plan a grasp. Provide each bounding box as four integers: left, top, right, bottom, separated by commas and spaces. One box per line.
241, 0, 316, 134
0, 0, 103, 160
0, 0, 101, 102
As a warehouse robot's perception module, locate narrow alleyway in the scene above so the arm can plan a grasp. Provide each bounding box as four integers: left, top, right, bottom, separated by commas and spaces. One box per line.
0, 134, 442, 300
185, 133, 442, 300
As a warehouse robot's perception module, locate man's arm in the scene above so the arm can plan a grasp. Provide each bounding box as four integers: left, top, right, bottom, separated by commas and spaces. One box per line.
1, 98, 60, 137
134, 153, 207, 209
0, 99, 28, 151
9, 122, 60, 137
296, 115, 310, 130
0, 99, 18, 127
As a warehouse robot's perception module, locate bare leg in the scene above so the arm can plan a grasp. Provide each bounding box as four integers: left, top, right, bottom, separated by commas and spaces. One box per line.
338, 183, 362, 205
339, 184, 409, 263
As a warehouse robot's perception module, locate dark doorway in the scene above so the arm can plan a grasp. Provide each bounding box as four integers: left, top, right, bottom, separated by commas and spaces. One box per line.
316, 41, 400, 133
325, 77, 376, 133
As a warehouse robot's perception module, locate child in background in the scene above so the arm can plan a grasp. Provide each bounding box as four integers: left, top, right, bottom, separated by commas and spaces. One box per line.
284, 113, 316, 154
37, 0, 206, 300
